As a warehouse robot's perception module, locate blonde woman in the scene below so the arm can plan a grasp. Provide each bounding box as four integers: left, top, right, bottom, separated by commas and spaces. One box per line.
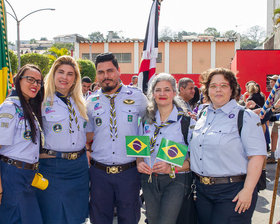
36, 56, 89, 224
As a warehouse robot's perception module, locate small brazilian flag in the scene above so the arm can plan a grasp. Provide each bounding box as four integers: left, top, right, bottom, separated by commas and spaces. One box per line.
156, 138, 188, 167
126, 136, 150, 157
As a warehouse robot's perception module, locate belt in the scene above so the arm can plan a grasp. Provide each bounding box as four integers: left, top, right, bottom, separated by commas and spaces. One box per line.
0, 155, 39, 170
40, 148, 85, 160
90, 159, 136, 174
195, 173, 246, 185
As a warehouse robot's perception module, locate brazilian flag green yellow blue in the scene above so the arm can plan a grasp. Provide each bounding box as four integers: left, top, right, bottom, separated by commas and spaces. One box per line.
126, 136, 150, 157
0, 0, 13, 104
156, 138, 188, 167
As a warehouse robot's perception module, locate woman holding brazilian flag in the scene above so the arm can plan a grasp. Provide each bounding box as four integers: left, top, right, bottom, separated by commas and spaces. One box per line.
135, 73, 195, 224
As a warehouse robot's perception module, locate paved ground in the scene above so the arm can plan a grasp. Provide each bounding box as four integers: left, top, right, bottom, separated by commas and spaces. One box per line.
253, 162, 280, 224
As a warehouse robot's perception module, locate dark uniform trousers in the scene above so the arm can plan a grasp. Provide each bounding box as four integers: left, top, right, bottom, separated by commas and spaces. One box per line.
89, 165, 141, 224
195, 181, 258, 224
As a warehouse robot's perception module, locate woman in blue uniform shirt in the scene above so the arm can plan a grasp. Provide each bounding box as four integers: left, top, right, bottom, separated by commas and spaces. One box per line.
137, 73, 194, 224
0, 64, 44, 224
36, 56, 89, 224
190, 68, 266, 224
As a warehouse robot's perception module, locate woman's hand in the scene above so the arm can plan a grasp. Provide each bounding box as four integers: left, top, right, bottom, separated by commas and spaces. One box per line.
86, 151, 92, 167
152, 161, 171, 174
137, 158, 152, 174
232, 188, 253, 213
246, 100, 256, 109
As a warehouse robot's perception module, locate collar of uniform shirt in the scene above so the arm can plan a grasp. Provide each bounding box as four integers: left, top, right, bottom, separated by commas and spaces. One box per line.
154, 106, 182, 124
208, 99, 237, 115
55, 91, 69, 105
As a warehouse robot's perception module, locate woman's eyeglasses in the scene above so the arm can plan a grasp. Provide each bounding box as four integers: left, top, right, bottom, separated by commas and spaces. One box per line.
209, 83, 230, 90
21, 76, 43, 86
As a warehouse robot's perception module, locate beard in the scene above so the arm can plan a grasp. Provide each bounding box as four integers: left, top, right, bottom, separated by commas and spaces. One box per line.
102, 80, 119, 93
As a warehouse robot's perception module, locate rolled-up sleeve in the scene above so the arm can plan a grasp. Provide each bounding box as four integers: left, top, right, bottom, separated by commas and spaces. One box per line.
241, 110, 267, 157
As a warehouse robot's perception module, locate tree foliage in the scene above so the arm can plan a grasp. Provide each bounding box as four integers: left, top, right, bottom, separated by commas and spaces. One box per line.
77, 59, 96, 81
159, 27, 175, 40
52, 43, 74, 51
88, 32, 105, 41
45, 46, 70, 66
8, 50, 18, 74
203, 27, 220, 37
177, 31, 198, 39
20, 53, 50, 76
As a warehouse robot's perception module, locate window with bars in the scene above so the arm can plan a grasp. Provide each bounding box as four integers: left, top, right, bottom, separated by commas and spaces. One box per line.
81, 53, 101, 62
114, 53, 132, 63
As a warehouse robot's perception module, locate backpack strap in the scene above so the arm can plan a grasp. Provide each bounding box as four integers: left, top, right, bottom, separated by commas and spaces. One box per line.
181, 115, 191, 146
237, 108, 245, 137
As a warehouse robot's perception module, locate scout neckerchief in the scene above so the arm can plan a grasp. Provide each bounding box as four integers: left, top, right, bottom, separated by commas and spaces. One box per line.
102, 84, 123, 138
32, 112, 45, 147
8, 91, 45, 147
56, 92, 80, 133
149, 107, 184, 179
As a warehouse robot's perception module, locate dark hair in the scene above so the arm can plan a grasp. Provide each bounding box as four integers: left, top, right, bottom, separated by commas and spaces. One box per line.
13, 64, 44, 144
178, 77, 194, 90
201, 68, 238, 101
189, 86, 200, 107
255, 83, 261, 93
82, 76, 92, 83
95, 52, 119, 70
236, 83, 241, 97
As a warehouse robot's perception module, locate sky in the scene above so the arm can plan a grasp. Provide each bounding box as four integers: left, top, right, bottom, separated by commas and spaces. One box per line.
5, 0, 267, 43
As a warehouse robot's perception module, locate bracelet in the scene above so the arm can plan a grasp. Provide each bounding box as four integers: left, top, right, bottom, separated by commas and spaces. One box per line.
174, 166, 178, 174
0, 192, 2, 195
86, 149, 93, 153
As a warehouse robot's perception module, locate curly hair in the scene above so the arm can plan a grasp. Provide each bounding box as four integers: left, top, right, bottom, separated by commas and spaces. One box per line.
200, 68, 238, 102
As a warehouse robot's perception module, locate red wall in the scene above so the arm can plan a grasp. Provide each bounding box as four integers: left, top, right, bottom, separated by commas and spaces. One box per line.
231, 50, 280, 97
120, 74, 201, 87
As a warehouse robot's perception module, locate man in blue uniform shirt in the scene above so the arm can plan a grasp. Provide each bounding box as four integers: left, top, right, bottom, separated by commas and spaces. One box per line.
86, 53, 147, 224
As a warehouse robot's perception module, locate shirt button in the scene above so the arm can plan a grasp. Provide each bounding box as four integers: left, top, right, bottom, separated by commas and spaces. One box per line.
201, 171, 204, 174
156, 144, 159, 146
214, 111, 216, 114
199, 145, 202, 147
200, 158, 202, 160
113, 139, 115, 141
113, 162, 115, 165
202, 133, 204, 135
72, 143, 75, 145
219, 130, 221, 133
35, 157, 37, 159
129, 110, 131, 112
72, 131, 74, 133
112, 152, 115, 154
160, 132, 162, 134
208, 123, 210, 125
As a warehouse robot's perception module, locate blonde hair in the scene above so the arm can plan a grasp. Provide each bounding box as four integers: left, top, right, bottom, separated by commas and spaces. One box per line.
44, 56, 88, 120
247, 83, 258, 95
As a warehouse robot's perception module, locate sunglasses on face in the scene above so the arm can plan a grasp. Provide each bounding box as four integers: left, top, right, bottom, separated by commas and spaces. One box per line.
21, 76, 43, 86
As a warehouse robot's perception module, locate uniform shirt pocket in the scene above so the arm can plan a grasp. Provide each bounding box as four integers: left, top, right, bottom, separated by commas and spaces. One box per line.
121, 106, 139, 125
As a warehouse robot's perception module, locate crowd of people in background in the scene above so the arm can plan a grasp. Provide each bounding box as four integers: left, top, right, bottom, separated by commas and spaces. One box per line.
0, 52, 279, 224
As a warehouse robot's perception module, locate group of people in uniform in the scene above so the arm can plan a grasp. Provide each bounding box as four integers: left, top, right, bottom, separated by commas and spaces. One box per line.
0, 52, 268, 224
